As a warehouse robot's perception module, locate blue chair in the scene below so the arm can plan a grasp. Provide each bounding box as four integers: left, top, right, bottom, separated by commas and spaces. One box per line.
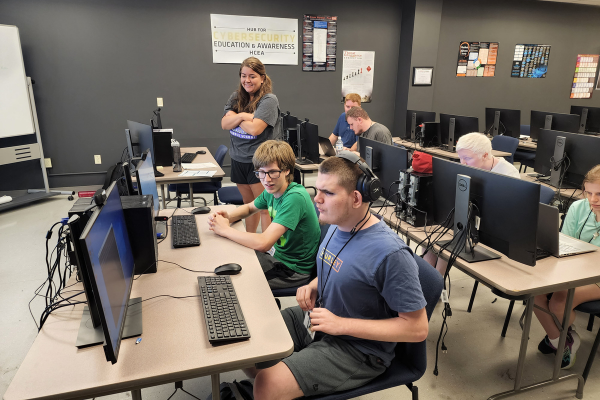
539, 185, 555, 205
514, 125, 536, 172
168, 145, 228, 206
217, 186, 244, 205
307, 255, 443, 400
574, 301, 600, 382
491, 135, 519, 164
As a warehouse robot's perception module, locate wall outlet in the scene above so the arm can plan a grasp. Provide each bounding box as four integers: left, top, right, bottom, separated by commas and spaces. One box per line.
44, 158, 52, 168
94, 155, 101, 164
157, 97, 163, 107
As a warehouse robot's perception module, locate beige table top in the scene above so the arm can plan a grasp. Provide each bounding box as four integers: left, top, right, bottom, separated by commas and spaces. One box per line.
517, 139, 537, 151
294, 155, 331, 172
393, 138, 511, 160
374, 207, 600, 297
5, 205, 293, 400
520, 172, 583, 199
154, 147, 226, 184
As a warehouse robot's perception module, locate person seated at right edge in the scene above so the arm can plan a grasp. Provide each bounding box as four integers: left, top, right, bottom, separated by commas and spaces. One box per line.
328, 93, 361, 149
345, 106, 392, 154
534, 164, 600, 369
208, 140, 321, 289
424, 132, 521, 275
246, 153, 428, 400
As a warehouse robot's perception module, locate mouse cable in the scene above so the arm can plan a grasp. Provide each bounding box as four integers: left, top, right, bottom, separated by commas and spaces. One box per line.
129, 294, 203, 307
134, 260, 215, 280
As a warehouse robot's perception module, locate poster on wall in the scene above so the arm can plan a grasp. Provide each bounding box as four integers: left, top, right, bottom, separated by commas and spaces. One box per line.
341, 51, 375, 103
570, 54, 599, 99
511, 44, 551, 78
210, 14, 298, 65
456, 42, 498, 77
302, 15, 337, 71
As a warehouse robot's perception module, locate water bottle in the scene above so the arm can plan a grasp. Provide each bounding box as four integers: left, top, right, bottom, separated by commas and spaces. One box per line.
335, 136, 343, 154
171, 139, 182, 172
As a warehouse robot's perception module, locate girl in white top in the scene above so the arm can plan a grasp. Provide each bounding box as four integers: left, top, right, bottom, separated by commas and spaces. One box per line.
424, 132, 521, 276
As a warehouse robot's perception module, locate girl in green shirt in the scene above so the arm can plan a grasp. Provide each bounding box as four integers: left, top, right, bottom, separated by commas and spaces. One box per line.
533, 164, 600, 369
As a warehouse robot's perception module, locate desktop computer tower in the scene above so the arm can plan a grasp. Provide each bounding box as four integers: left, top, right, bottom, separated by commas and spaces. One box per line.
405, 172, 434, 227
395, 170, 411, 221
121, 195, 158, 275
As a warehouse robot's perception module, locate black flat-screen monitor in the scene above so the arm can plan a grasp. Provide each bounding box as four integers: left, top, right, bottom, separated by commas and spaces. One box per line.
440, 114, 479, 149
529, 111, 579, 140
127, 120, 154, 159
534, 129, 600, 186
135, 150, 160, 217
296, 121, 320, 164
359, 136, 409, 200
432, 157, 540, 266
570, 105, 600, 135
405, 110, 436, 140
485, 108, 521, 138
79, 182, 136, 364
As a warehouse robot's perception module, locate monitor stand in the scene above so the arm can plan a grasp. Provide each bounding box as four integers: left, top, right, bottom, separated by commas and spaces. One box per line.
447, 118, 456, 152
549, 136, 566, 188
437, 174, 500, 264
76, 297, 143, 348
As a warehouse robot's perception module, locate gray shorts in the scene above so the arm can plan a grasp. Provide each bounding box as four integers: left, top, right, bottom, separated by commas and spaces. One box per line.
255, 251, 312, 290
280, 306, 386, 397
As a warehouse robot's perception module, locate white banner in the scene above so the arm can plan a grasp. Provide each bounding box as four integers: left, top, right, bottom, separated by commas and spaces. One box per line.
211, 14, 298, 65
341, 51, 375, 103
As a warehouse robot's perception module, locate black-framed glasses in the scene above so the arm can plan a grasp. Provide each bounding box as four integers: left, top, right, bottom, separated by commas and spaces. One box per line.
254, 170, 282, 179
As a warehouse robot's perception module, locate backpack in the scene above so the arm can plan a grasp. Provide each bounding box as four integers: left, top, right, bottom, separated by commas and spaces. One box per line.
103, 162, 129, 196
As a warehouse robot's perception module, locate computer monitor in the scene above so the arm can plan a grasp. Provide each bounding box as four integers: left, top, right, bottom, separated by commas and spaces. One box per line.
439, 114, 479, 152
485, 108, 521, 138
359, 136, 409, 201
405, 110, 436, 140
127, 120, 154, 159
79, 182, 136, 363
135, 150, 160, 217
282, 112, 300, 151
432, 157, 540, 266
570, 105, 600, 135
534, 129, 600, 187
529, 110, 579, 140
296, 120, 320, 164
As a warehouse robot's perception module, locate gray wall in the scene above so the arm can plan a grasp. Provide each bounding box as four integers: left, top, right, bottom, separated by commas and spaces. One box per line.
410, 0, 600, 131
0, 0, 404, 187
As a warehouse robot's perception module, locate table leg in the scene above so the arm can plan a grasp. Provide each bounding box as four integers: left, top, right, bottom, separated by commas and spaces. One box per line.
211, 373, 221, 400
190, 183, 194, 207
552, 288, 575, 379
161, 184, 166, 210
131, 389, 142, 400
514, 297, 534, 390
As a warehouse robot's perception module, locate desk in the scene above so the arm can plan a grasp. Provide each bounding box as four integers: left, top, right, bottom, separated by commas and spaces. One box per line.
518, 139, 537, 151
154, 147, 226, 209
5, 205, 293, 400
294, 155, 331, 190
392, 138, 511, 160
376, 208, 599, 399
520, 172, 583, 200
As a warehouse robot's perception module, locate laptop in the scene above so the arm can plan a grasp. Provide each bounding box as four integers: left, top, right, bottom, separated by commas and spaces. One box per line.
318, 136, 337, 158
537, 203, 598, 257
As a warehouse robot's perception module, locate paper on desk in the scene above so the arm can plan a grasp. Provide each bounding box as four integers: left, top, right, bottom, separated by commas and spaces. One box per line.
178, 170, 217, 177
182, 162, 217, 169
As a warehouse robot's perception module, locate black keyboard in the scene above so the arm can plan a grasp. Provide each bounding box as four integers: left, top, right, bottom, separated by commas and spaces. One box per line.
198, 276, 250, 344
181, 153, 197, 163
172, 215, 200, 248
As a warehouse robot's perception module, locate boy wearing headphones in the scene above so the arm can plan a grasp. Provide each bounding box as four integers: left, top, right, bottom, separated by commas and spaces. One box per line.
533, 164, 600, 369
208, 140, 321, 289
248, 152, 428, 399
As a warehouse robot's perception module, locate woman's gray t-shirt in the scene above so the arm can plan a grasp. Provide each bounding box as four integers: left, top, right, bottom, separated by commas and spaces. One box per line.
224, 91, 281, 163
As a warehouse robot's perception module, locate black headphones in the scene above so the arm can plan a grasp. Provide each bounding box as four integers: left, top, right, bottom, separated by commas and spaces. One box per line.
336, 151, 382, 202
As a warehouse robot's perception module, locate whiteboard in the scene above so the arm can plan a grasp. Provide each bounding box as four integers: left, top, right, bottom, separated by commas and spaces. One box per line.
0, 25, 35, 139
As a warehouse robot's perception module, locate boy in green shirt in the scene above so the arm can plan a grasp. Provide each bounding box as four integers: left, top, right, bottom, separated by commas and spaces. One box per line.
208, 140, 321, 289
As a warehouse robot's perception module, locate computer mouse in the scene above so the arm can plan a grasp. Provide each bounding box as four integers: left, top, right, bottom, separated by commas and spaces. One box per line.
214, 263, 242, 275
192, 206, 211, 214
196, 150, 207, 154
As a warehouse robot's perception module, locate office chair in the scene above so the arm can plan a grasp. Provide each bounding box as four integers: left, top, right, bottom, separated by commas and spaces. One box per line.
467, 186, 556, 337
217, 186, 244, 205
514, 125, 535, 172
491, 135, 519, 164
574, 301, 600, 382
306, 255, 443, 400
168, 145, 228, 206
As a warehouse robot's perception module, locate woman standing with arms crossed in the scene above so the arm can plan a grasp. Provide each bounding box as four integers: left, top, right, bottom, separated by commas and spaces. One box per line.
222, 57, 280, 233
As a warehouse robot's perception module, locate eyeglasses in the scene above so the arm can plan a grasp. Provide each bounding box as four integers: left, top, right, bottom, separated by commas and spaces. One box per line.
254, 170, 282, 179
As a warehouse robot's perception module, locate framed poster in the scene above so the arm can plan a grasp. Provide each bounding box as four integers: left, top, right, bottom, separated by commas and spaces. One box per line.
341, 51, 375, 103
570, 54, 599, 99
511, 44, 551, 78
413, 67, 434, 86
456, 42, 498, 77
302, 15, 337, 71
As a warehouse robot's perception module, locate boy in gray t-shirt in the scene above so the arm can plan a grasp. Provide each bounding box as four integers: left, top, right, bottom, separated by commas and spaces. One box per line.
344, 106, 392, 153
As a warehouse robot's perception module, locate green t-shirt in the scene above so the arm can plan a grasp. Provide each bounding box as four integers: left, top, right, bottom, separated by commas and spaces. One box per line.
254, 182, 321, 275
562, 198, 600, 247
